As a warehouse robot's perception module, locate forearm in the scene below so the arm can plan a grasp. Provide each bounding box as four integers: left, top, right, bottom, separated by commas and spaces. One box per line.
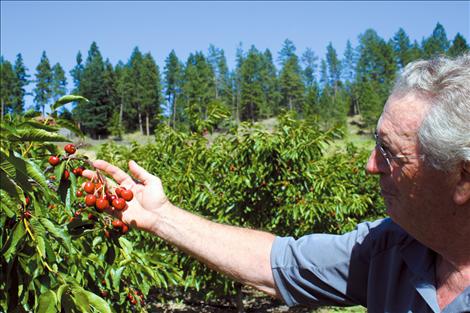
147, 202, 279, 297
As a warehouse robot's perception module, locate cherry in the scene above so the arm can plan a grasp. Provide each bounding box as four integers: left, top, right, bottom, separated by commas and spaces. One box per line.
75, 210, 82, 217
112, 198, 126, 211
104, 230, 110, 238
23, 210, 32, 219
48, 156, 60, 166
107, 194, 117, 203
84, 182, 95, 194
62, 170, 70, 180
112, 219, 124, 229
85, 194, 97, 207
115, 187, 124, 198
100, 290, 109, 298
25, 196, 30, 206
64, 144, 76, 154
95, 197, 110, 211
120, 189, 134, 201
76, 190, 83, 197
72, 167, 84, 176
88, 213, 96, 220
121, 223, 129, 234
130, 298, 137, 305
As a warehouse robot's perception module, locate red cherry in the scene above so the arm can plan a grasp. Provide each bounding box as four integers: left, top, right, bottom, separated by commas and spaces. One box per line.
120, 189, 134, 201
72, 167, 84, 176
74, 210, 82, 217
115, 187, 124, 198
84, 182, 95, 194
62, 170, 70, 180
76, 190, 83, 197
95, 197, 110, 211
107, 194, 117, 203
85, 194, 97, 207
23, 210, 32, 219
111, 219, 124, 229
121, 223, 129, 234
25, 196, 31, 206
88, 213, 96, 220
104, 230, 110, 238
48, 156, 60, 166
64, 144, 76, 154
112, 198, 126, 211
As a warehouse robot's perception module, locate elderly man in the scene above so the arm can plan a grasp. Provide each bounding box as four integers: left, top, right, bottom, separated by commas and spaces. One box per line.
84, 53, 470, 312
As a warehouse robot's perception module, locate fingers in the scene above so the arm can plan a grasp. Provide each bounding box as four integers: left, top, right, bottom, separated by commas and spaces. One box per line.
91, 160, 135, 186
129, 160, 157, 185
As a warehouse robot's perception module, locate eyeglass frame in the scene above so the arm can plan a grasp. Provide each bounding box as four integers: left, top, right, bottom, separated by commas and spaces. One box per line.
373, 131, 424, 168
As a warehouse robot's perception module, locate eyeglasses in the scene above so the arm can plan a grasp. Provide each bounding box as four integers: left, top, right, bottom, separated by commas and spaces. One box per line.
374, 131, 423, 168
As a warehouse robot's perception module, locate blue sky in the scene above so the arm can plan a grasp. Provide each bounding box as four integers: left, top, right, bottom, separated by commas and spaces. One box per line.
1, 1, 469, 109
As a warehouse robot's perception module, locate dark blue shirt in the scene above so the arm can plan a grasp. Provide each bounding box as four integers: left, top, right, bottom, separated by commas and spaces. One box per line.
271, 218, 470, 312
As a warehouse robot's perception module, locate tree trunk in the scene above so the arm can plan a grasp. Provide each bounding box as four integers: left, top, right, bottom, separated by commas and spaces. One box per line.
119, 101, 123, 127
1, 99, 4, 122
172, 94, 177, 129
138, 112, 143, 135
145, 113, 150, 136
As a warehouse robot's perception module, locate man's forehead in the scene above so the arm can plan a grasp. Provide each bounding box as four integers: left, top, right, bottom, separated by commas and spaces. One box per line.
378, 93, 431, 137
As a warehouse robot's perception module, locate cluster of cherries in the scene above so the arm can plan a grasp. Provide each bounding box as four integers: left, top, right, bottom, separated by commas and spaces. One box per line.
48, 143, 133, 235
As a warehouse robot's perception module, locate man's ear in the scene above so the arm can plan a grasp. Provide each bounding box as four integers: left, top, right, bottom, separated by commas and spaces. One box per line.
453, 161, 470, 205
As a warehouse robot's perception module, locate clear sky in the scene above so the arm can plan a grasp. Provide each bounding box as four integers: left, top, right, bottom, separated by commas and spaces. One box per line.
1, 1, 469, 108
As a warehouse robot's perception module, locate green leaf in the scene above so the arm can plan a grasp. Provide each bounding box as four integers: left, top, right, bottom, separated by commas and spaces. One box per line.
0, 169, 20, 198
1, 151, 32, 193
2, 221, 26, 262
118, 237, 133, 255
111, 266, 125, 290
70, 285, 111, 313
9, 129, 69, 142
20, 121, 60, 132
0, 190, 18, 217
51, 95, 88, 112
37, 289, 57, 313
40, 218, 72, 252
56, 119, 84, 137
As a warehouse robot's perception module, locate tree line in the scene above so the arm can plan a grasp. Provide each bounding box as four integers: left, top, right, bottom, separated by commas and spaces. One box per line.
1, 23, 468, 138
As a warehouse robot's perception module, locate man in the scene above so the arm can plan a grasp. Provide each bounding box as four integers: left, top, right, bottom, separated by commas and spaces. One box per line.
84, 53, 470, 312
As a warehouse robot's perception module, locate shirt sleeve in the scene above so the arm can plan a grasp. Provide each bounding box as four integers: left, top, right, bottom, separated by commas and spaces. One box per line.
271, 219, 387, 308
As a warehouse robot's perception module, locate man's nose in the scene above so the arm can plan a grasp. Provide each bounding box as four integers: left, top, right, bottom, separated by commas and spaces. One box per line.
366, 148, 387, 175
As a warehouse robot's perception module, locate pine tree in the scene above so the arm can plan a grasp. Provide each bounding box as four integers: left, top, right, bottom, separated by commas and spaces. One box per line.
301, 48, 319, 88
259, 49, 279, 118
422, 23, 450, 58
239, 46, 264, 121
12, 53, 30, 113
448, 33, 469, 57
70, 51, 84, 94
326, 42, 342, 92
277, 39, 296, 66
33, 51, 53, 116
102, 59, 119, 135
0, 57, 17, 118
115, 61, 134, 133
279, 52, 304, 114
355, 29, 397, 127
181, 52, 215, 131
51, 63, 67, 101
392, 28, 412, 69
164, 50, 183, 128
141, 53, 163, 135
128, 47, 146, 133
73, 42, 110, 138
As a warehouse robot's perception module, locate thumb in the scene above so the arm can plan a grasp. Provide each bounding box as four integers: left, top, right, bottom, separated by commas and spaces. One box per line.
128, 160, 157, 185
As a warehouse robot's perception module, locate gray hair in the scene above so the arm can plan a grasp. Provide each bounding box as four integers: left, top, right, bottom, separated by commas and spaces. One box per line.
391, 53, 470, 171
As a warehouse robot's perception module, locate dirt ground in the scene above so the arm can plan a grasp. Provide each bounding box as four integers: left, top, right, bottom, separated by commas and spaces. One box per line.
145, 287, 365, 313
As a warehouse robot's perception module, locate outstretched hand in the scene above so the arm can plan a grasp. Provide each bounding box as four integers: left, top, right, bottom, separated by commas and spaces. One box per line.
82, 160, 171, 232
